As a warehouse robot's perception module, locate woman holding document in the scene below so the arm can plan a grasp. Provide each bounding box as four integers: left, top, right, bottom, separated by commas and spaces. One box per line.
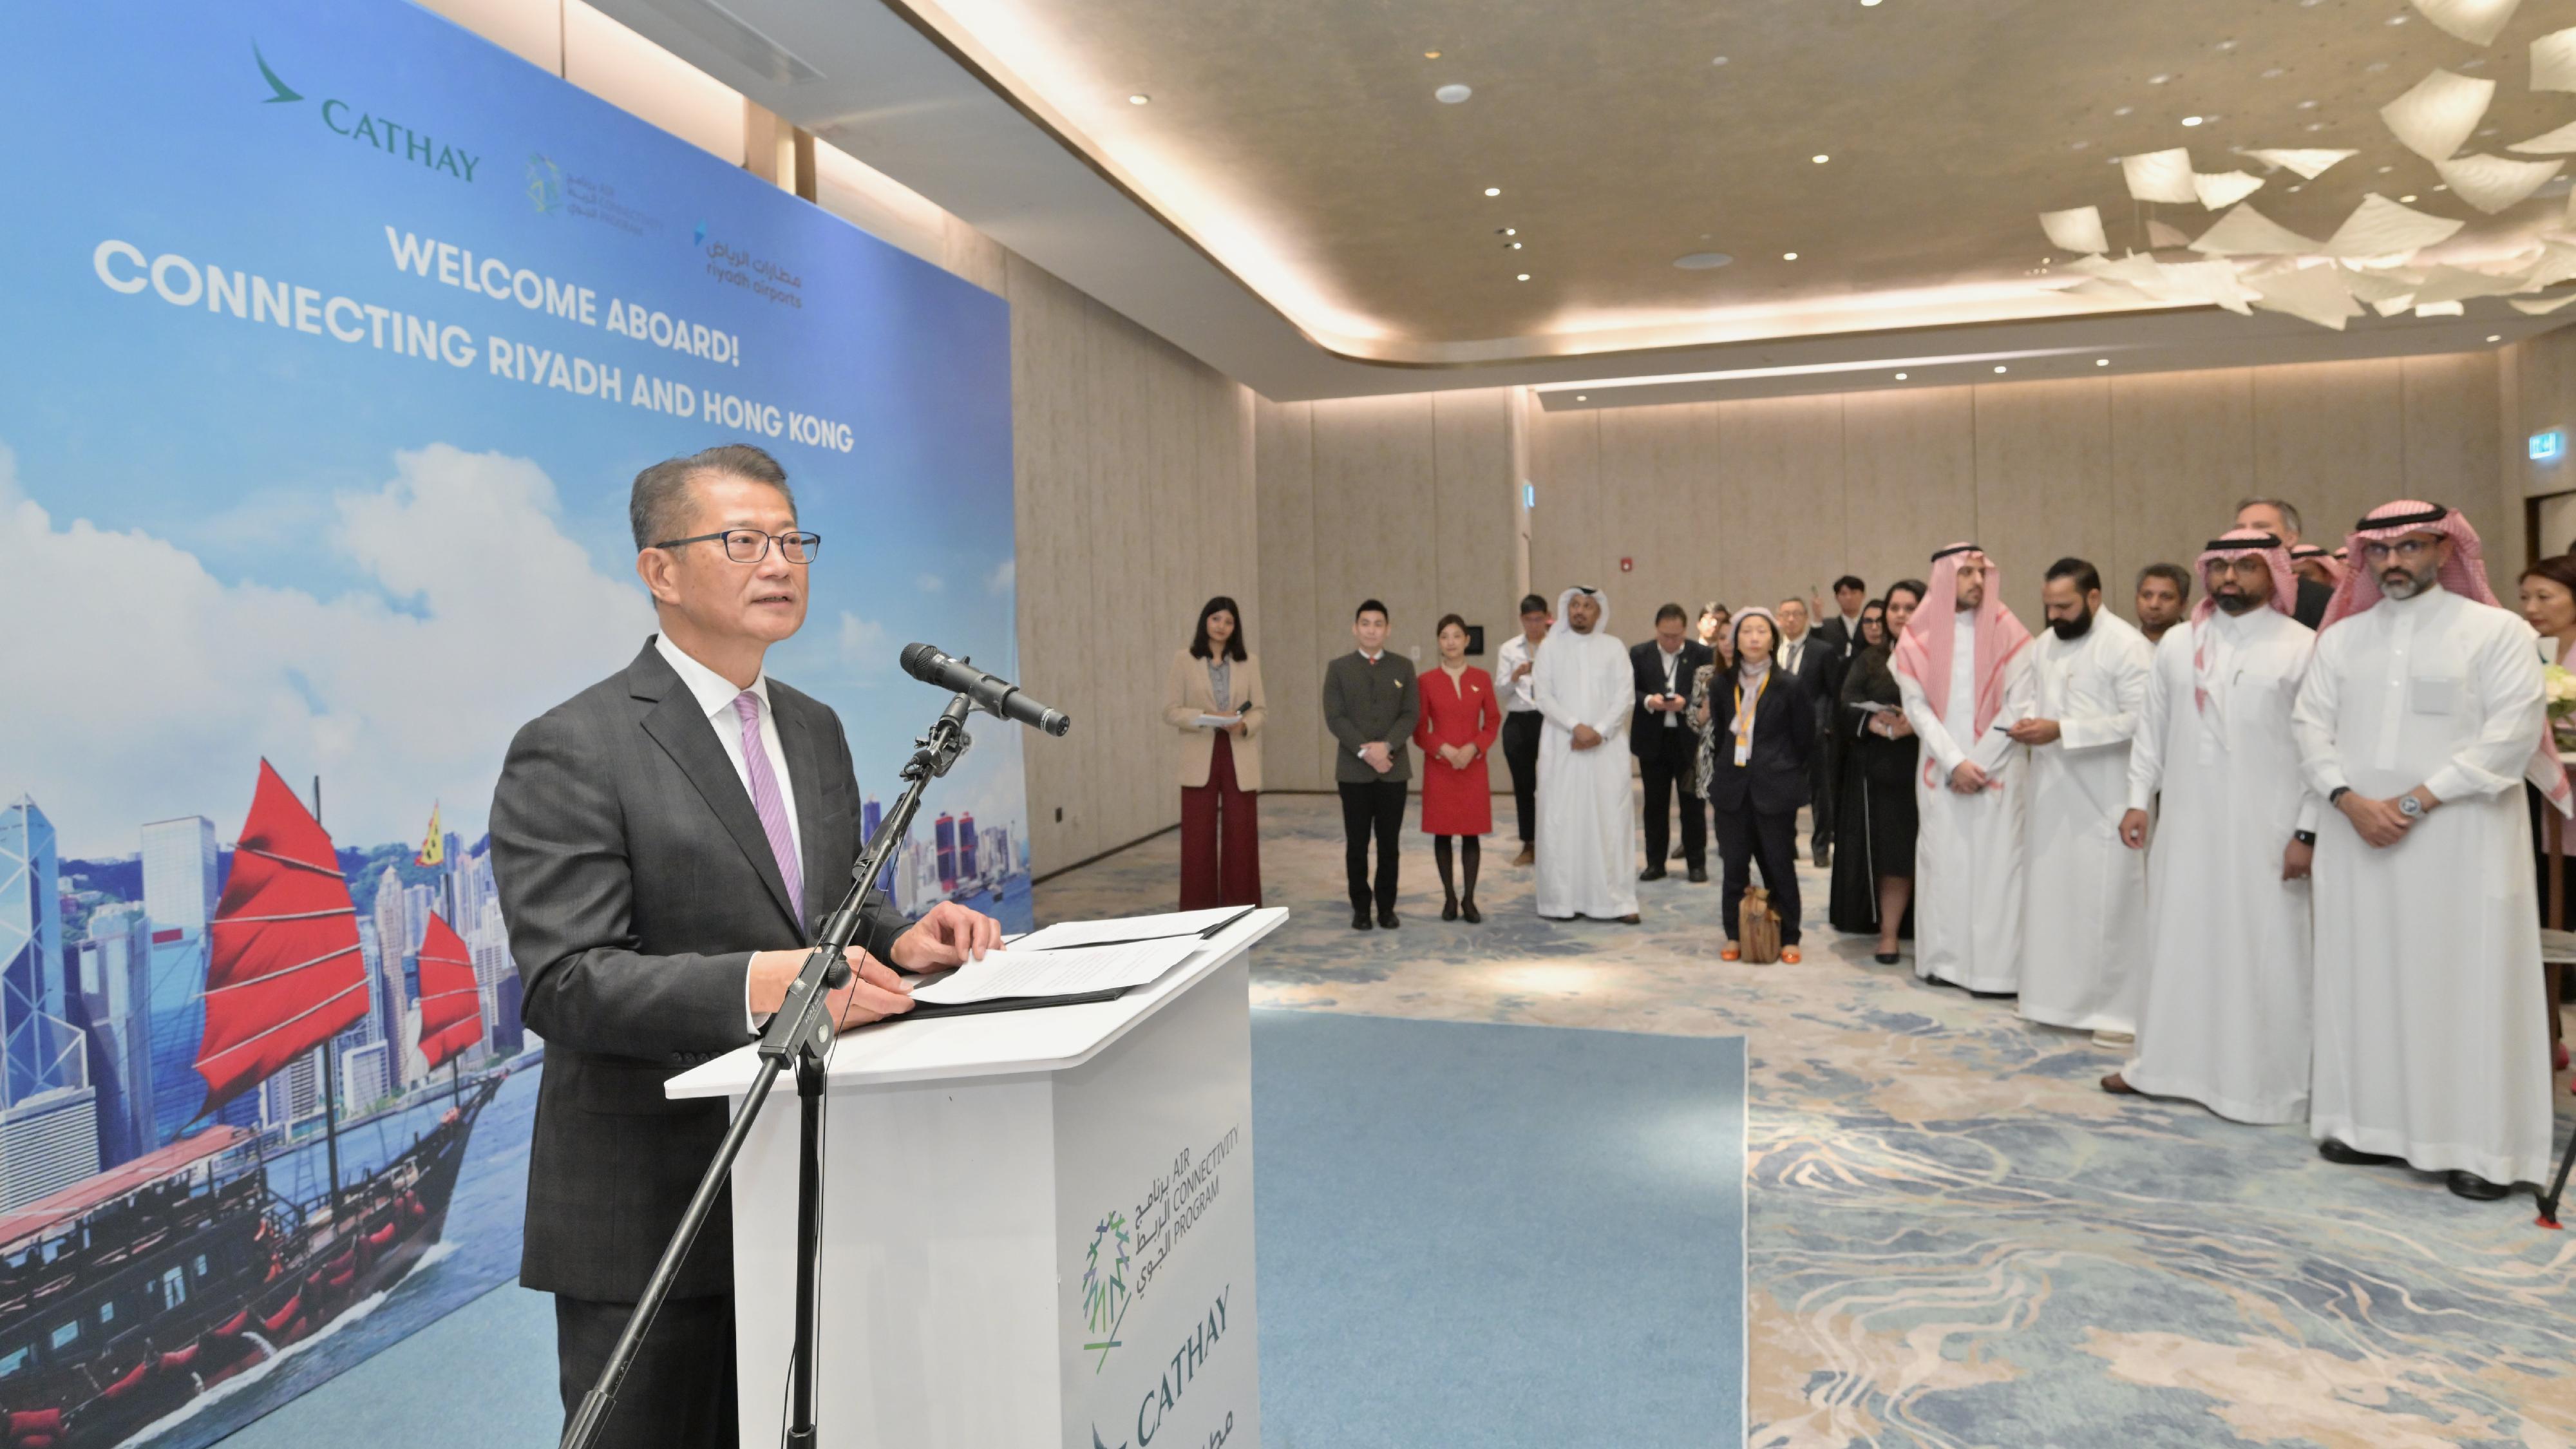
1168, 596, 1266, 910
1828, 582, 1923, 960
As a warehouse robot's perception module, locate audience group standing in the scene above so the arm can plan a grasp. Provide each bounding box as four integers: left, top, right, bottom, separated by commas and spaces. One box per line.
1165, 493, 2569, 1202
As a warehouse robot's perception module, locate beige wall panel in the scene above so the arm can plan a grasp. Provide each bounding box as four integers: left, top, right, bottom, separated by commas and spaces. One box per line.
1005, 257, 1099, 872
1715, 395, 1847, 620
1433, 389, 1520, 634
562, 2, 744, 162
1084, 306, 1168, 851
1528, 408, 1601, 603
2251, 359, 2407, 553
1973, 379, 2115, 614
416, 0, 564, 70
1596, 403, 1714, 639
1841, 388, 1975, 598
2109, 368, 2255, 591
2400, 352, 2505, 551
1312, 395, 1442, 771
1254, 399, 1323, 791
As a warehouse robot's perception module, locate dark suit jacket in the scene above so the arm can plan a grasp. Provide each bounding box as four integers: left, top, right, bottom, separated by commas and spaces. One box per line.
2293, 575, 2333, 631
1703, 665, 1815, 815
490, 639, 909, 1302
1811, 614, 1861, 701
1323, 650, 1420, 784
1630, 639, 1715, 755
1777, 630, 1836, 710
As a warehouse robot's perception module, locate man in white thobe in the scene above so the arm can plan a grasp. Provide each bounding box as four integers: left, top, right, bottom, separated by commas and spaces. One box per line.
2014, 558, 2155, 1036
2295, 501, 2565, 1200
1895, 544, 2036, 993
1535, 586, 1642, 923
2104, 530, 2319, 1122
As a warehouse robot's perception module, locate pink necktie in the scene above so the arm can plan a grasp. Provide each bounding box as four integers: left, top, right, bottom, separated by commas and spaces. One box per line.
732, 690, 803, 917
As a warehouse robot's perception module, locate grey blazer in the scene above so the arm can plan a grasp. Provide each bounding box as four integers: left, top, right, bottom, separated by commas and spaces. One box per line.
490, 638, 909, 1302
1322, 650, 1419, 784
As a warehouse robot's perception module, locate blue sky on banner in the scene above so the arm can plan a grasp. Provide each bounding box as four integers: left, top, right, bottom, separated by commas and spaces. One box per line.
0, 0, 1023, 867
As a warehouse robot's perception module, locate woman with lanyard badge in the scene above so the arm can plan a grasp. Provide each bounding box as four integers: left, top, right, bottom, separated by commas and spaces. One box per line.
1694, 607, 1817, 961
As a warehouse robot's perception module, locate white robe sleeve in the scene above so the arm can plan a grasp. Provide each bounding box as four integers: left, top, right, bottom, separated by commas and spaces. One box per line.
1899, 671, 1965, 777
2291, 627, 2349, 802
2058, 632, 2150, 752
1534, 649, 1579, 734
2423, 615, 2548, 804
1967, 650, 2038, 773
1596, 654, 1633, 744
2125, 644, 2172, 812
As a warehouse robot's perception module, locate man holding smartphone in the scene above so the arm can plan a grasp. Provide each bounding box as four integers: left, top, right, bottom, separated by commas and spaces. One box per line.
1630, 602, 1714, 882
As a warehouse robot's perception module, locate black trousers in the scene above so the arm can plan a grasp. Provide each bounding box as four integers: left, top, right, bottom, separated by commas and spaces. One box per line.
1810, 723, 1837, 849
1338, 779, 1406, 911
556, 1293, 737, 1449
1716, 804, 1801, 945
1636, 725, 1707, 869
1502, 711, 1543, 844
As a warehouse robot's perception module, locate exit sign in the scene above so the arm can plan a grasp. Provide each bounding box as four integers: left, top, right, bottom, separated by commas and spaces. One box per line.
2535, 429, 2566, 462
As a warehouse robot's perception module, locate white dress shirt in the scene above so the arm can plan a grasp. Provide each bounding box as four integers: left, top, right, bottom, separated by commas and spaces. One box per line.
656, 633, 803, 1031
1497, 632, 1543, 712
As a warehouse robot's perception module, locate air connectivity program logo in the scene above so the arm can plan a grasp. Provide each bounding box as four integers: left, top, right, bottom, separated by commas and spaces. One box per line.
1081, 1208, 1133, 1372
527, 153, 565, 214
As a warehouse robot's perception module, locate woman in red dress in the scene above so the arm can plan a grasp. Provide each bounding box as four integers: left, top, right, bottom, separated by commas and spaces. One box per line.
1413, 613, 1502, 922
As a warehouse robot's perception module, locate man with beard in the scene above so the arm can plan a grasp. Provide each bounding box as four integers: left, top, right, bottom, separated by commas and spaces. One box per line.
2014, 558, 2155, 1040
1895, 544, 2036, 993
2134, 564, 2191, 646
1536, 586, 1643, 923
2236, 498, 2334, 629
2104, 530, 2319, 1123
2293, 502, 2567, 1200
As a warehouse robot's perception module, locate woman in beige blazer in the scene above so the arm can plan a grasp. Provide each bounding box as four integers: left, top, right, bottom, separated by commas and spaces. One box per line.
1166, 596, 1265, 909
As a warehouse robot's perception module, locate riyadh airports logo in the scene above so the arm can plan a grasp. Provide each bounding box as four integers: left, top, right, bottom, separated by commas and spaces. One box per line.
1081, 1207, 1133, 1372
527, 153, 566, 214
251, 41, 484, 182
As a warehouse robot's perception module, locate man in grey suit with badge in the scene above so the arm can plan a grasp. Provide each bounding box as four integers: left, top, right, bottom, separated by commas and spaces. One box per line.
490, 444, 1002, 1449
1323, 599, 1420, 931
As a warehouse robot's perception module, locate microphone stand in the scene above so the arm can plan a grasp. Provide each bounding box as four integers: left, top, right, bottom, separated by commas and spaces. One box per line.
563, 693, 976, 1449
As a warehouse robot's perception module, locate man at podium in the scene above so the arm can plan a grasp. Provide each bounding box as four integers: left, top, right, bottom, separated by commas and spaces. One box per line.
491, 444, 1003, 1449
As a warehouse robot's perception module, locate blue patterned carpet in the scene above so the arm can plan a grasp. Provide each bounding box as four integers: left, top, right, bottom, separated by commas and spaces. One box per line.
1039, 793, 2576, 1448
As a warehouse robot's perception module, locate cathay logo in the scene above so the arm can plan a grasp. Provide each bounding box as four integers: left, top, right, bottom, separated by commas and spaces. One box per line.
251, 41, 482, 183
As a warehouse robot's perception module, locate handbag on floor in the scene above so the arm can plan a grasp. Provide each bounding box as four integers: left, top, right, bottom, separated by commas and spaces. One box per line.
1739, 885, 1783, 964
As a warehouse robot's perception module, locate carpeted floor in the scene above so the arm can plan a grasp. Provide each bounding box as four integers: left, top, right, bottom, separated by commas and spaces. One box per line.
1033, 791, 2576, 1449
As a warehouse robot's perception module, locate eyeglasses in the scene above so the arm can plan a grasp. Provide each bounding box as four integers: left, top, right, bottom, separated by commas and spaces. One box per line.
2359, 538, 2438, 563
654, 528, 822, 564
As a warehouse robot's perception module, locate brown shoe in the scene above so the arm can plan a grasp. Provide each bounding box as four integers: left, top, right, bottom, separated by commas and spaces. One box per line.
1618, 913, 1642, 924
2099, 1072, 2139, 1095
1513, 845, 1535, 867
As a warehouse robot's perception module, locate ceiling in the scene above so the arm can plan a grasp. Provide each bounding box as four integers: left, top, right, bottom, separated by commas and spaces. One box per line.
603, 0, 2576, 400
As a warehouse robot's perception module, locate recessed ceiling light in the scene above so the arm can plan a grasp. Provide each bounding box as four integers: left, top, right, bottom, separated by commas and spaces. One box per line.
1128, 93, 1150, 105
2378, 165, 2393, 173
2096, 358, 2110, 366
2433, 184, 2448, 191
1575, 393, 1588, 401
1783, 251, 1799, 260
2148, 73, 2173, 85
1515, 272, 1530, 281
1672, 252, 1735, 269
2288, 183, 2304, 191
2071, 140, 2090, 151
2479, 127, 2499, 137
1812, 154, 1831, 164
1894, 372, 1908, 380
2488, 334, 2503, 343
2365, 61, 2389, 73
1994, 365, 2009, 374
1506, 241, 1522, 249
2217, 39, 2237, 50
1498, 227, 1516, 235
2387, 12, 2407, 22
2114, 106, 2134, 116
1423, 50, 1441, 59
1710, 55, 1728, 66
2305, 123, 2326, 133
1436, 84, 1473, 104
2182, 115, 2205, 127
2261, 67, 2286, 79
2400, 194, 2417, 202
2297, 99, 2318, 109
1483, 186, 1501, 196
1861, 0, 1882, 6
2461, 58, 2485, 70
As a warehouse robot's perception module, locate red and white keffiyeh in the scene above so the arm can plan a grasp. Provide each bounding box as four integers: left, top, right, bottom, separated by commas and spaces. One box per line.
1891, 542, 2032, 737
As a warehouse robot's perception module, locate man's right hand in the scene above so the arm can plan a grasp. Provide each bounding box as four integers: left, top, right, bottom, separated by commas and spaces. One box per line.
749, 947, 914, 1031
2118, 809, 2150, 850
1512, 661, 1533, 682
1948, 761, 1989, 794
1571, 724, 1603, 751
1358, 741, 1392, 772
2337, 792, 2411, 849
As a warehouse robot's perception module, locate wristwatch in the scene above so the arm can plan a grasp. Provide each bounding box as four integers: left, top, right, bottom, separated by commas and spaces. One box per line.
2397, 793, 2426, 820
2327, 786, 2351, 805
2293, 829, 2317, 846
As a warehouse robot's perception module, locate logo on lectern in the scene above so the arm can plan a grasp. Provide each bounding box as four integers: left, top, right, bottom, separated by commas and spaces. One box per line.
1081, 1208, 1134, 1371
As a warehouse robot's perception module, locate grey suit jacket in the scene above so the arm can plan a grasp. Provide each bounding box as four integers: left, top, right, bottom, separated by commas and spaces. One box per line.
1322, 650, 1419, 784
491, 638, 908, 1302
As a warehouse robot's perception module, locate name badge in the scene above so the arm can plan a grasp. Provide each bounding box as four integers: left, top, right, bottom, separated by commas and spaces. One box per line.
1734, 737, 1752, 766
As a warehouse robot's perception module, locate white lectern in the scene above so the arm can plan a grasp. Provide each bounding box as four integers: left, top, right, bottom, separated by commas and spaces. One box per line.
668, 907, 1283, 1449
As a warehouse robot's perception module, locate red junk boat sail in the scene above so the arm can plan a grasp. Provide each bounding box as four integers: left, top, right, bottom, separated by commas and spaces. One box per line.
0, 762, 508, 1447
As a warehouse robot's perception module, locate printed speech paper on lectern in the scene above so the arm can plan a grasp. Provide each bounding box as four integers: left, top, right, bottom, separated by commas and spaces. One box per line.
907, 936, 1204, 1005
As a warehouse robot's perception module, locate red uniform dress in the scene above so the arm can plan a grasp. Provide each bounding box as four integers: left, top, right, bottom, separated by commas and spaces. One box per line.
1413, 665, 1502, 835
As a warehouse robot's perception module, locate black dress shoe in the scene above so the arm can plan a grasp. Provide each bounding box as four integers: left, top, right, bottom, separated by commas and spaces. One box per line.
1352, 910, 1374, 931
1461, 898, 1482, 923
1812, 843, 1831, 868
1378, 908, 1400, 929
1687, 865, 1709, 884
1441, 897, 1459, 922
2317, 1138, 2404, 1168
1873, 951, 1901, 965
2447, 1170, 2511, 1201
1638, 866, 1668, 882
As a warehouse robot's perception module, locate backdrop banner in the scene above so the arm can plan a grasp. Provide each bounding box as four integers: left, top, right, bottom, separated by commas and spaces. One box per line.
0, 3, 1021, 1442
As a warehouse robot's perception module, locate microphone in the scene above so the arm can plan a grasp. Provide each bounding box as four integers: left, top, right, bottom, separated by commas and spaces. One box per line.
900, 643, 1072, 736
